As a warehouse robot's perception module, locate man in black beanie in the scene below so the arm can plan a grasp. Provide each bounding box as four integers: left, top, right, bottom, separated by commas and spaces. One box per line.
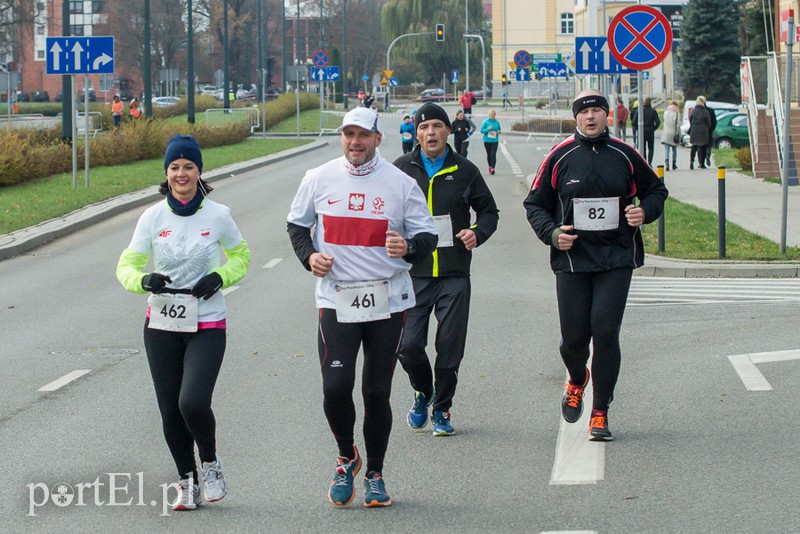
393, 102, 499, 436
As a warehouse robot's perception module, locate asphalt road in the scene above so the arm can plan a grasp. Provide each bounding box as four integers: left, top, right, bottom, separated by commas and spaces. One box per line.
2, 129, 799, 533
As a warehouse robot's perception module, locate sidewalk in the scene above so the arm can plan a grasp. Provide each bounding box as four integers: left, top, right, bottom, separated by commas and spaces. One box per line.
0, 140, 328, 261
636, 145, 800, 277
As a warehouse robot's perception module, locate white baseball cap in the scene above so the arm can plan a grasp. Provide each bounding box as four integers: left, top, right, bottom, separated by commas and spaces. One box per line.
338, 107, 381, 133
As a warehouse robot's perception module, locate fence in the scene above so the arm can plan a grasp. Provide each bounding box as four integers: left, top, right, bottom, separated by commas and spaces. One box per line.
204, 108, 260, 132
0, 114, 59, 130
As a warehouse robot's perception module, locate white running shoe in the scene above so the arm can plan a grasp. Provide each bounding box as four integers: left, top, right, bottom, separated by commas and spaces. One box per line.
202, 454, 228, 502
171, 476, 201, 511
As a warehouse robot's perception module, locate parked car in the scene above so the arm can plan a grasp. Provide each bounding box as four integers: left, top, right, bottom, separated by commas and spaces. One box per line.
152, 96, 181, 107
415, 88, 452, 102
15, 91, 30, 102
200, 85, 217, 96
710, 112, 750, 149
471, 86, 492, 99
31, 91, 50, 102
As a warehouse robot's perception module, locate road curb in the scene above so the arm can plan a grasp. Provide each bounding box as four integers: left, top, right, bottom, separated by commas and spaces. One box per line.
0, 140, 328, 261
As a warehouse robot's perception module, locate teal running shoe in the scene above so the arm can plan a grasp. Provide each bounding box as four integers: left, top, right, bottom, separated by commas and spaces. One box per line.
328, 446, 362, 506
363, 471, 392, 507
431, 409, 455, 436
407, 390, 432, 429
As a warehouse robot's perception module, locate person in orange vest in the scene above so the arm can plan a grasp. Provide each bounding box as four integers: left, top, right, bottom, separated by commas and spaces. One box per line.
111, 95, 123, 128
129, 98, 142, 121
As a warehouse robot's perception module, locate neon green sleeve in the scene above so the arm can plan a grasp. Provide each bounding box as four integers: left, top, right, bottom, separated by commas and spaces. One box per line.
115, 247, 149, 294
214, 239, 250, 288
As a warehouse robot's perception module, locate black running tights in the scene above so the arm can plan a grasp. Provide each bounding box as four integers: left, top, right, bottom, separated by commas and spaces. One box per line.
318, 309, 404, 474
144, 320, 225, 480
555, 268, 633, 411
484, 141, 499, 168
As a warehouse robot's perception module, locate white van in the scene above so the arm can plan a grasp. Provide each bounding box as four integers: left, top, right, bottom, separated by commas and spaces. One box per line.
680, 100, 740, 146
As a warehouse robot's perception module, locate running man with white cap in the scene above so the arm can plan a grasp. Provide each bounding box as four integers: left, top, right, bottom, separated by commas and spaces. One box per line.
287, 106, 437, 508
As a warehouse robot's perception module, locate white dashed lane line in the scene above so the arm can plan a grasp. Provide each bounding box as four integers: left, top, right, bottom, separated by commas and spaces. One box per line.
500, 141, 525, 178
263, 258, 283, 269
39, 370, 92, 392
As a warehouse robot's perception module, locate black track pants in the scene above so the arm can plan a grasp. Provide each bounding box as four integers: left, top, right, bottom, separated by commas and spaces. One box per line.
484, 142, 499, 168
398, 277, 471, 412
555, 268, 632, 411
144, 320, 225, 479
318, 309, 404, 474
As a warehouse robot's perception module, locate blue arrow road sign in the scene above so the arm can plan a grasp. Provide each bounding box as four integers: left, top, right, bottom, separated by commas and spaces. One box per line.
574, 37, 635, 75
362, 73, 369, 82
326, 66, 340, 81
515, 68, 531, 81
389, 77, 399, 87
46, 36, 114, 75
538, 62, 568, 78
311, 66, 341, 82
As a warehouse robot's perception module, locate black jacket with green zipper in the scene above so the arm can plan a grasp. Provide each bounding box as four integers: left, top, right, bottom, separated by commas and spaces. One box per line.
393, 144, 499, 278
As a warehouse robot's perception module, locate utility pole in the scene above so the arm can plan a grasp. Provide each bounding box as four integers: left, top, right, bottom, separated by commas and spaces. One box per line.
187, 0, 195, 123
223, 0, 230, 109
144, 0, 152, 118
61, 0, 71, 140
343, 0, 348, 108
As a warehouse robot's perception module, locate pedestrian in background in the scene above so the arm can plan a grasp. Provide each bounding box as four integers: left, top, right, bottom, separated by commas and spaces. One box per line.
630, 100, 639, 148
393, 102, 499, 437
129, 98, 142, 121
661, 100, 681, 170
400, 115, 416, 154
501, 88, 512, 109
115, 134, 251, 511
480, 109, 501, 175
460, 89, 474, 117
287, 107, 436, 508
523, 90, 668, 442
689, 96, 711, 169
111, 95, 123, 128
451, 109, 476, 157
614, 99, 628, 141
641, 97, 661, 166
702, 95, 717, 167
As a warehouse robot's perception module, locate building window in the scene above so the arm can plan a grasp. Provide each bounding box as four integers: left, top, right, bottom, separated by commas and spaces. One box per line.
37, 50, 45, 60
36, 25, 45, 35
71, 25, 84, 36
70, 1, 83, 14
560, 13, 574, 35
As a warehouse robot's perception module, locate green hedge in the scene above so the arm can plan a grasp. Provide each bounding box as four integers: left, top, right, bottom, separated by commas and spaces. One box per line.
0, 92, 320, 186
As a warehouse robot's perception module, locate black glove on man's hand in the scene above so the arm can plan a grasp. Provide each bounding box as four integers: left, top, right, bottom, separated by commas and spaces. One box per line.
142, 273, 172, 293
191, 272, 223, 300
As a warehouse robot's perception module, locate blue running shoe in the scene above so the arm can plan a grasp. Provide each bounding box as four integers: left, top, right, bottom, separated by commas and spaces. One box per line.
407, 390, 432, 429
363, 471, 392, 507
328, 446, 362, 506
431, 410, 455, 436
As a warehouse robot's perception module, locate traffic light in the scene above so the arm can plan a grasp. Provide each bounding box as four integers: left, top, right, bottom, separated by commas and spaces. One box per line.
436, 24, 444, 42
501, 74, 507, 86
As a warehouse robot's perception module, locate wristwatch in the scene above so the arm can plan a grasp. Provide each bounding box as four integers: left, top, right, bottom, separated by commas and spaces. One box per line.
405, 239, 416, 256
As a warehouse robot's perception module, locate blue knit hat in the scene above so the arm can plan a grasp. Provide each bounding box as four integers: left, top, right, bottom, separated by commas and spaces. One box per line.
164, 134, 203, 173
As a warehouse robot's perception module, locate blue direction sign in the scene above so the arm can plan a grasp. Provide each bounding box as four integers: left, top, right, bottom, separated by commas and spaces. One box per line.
451, 69, 459, 84
46, 36, 114, 75
389, 77, 399, 87
312, 49, 329, 68
538, 62, 568, 78
607, 5, 673, 71
362, 73, 369, 82
574, 37, 635, 74
326, 66, 340, 81
514, 68, 531, 81
311, 66, 341, 82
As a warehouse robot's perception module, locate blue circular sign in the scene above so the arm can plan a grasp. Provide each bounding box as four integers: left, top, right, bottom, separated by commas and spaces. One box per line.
607, 5, 673, 71
513, 50, 531, 69
312, 49, 329, 68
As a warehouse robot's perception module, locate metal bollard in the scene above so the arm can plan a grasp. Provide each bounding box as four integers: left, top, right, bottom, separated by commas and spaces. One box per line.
718, 166, 726, 258
656, 164, 665, 252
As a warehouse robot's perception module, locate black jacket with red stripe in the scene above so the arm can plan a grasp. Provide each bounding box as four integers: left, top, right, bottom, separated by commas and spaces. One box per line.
523, 129, 668, 273
393, 145, 499, 278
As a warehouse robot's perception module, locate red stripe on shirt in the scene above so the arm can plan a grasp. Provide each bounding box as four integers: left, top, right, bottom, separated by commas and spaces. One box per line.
323, 215, 388, 247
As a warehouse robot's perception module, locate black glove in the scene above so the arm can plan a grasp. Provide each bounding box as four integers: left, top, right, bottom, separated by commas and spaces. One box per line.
142, 273, 172, 293
191, 272, 223, 300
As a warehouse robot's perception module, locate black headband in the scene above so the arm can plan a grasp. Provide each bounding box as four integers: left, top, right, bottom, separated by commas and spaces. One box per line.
572, 95, 610, 117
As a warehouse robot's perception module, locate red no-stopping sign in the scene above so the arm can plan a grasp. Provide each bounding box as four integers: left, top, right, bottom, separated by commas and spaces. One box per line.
607, 5, 673, 71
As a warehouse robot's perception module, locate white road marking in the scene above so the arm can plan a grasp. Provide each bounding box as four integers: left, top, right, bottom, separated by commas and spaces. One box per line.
541, 531, 598, 534
728, 349, 800, 391
500, 141, 525, 178
550, 364, 605, 485
39, 370, 92, 392
263, 258, 283, 269
628, 277, 800, 307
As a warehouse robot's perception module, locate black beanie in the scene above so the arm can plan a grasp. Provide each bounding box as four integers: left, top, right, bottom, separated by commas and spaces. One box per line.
415, 102, 451, 130
164, 134, 203, 173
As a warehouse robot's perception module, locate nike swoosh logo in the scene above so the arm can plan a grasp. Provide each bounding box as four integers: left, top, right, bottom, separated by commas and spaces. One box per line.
327, 199, 343, 205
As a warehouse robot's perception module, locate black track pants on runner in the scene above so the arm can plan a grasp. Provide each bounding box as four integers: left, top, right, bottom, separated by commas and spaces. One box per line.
398, 277, 471, 412
144, 319, 226, 479
318, 309, 404, 474
555, 268, 632, 411
484, 142, 499, 169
